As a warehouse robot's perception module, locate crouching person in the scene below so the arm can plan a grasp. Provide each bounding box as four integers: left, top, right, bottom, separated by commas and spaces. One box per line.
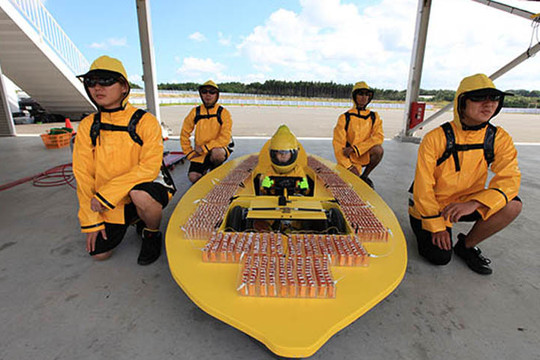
180, 80, 233, 184
409, 74, 521, 275
73, 55, 175, 265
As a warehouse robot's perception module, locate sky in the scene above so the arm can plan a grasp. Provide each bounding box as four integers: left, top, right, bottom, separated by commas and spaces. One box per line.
42, 0, 540, 91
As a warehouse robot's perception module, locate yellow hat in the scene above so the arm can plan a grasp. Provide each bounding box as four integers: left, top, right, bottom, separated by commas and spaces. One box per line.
78, 55, 128, 81
269, 125, 299, 174
351, 81, 374, 106
199, 80, 219, 90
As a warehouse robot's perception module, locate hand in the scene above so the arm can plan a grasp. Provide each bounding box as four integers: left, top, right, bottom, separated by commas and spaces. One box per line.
90, 198, 107, 212
442, 201, 481, 223
348, 165, 360, 176
86, 229, 107, 253
431, 230, 451, 250
343, 146, 354, 157
195, 145, 204, 155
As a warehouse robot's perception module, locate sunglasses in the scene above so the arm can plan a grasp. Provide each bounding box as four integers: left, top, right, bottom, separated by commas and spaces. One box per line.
356, 91, 371, 96
200, 89, 218, 95
467, 94, 502, 102
84, 76, 120, 88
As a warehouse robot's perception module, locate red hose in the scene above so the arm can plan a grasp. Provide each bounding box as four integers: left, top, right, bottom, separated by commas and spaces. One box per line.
0, 162, 75, 192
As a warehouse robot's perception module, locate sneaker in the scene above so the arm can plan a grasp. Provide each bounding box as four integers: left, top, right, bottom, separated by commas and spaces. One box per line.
137, 229, 162, 266
454, 234, 492, 275
360, 175, 374, 189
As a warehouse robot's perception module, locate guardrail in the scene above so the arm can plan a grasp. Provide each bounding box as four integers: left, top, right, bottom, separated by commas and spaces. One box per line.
8, 0, 89, 75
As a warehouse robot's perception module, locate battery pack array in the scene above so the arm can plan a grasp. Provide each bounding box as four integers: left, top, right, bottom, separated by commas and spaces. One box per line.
202, 232, 369, 267
202, 232, 286, 263
288, 234, 369, 266
308, 156, 389, 242
237, 255, 335, 298
183, 156, 257, 239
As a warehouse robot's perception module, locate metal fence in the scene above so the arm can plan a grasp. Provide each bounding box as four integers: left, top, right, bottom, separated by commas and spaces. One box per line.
8, 0, 89, 75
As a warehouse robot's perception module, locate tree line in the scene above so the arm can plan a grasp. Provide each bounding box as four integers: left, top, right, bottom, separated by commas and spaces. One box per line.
156, 80, 540, 108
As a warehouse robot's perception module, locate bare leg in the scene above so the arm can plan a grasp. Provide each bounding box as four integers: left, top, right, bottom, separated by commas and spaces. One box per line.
361, 145, 384, 179
92, 251, 113, 261
188, 172, 203, 184
463, 200, 522, 248
209, 147, 227, 166
129, 190, 162, 229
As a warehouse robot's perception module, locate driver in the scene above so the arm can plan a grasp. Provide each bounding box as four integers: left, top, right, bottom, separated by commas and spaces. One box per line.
257, 125, 310, 196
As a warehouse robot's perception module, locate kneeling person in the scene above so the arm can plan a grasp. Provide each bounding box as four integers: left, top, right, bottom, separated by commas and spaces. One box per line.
409, 74, 522, 275
180, 80, 233, 184
73, 56, 175, 265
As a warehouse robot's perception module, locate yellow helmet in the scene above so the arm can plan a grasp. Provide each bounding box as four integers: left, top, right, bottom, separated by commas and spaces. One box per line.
351, 81, 374, 106
269, 125, 299, 174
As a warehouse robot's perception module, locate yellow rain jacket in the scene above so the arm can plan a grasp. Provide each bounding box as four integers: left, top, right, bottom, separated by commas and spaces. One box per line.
180, 104, 233, 163
73, 56, 163, 233
333, 107, 384, 170
73, 104, 163, 232
409, 74, 521, 233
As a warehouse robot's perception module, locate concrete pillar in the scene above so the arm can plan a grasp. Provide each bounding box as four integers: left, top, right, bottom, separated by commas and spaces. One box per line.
0, 64, 16, 136
136, 0, 160, 122
399, 0, 432, 141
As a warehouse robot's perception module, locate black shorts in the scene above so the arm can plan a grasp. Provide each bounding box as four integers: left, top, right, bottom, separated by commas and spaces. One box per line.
89, 182, 169, 256
188, 148, 229, 175
410, 196, 522, 265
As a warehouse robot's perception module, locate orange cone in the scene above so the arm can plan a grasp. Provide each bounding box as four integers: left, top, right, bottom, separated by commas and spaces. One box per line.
65, 118, 73, 130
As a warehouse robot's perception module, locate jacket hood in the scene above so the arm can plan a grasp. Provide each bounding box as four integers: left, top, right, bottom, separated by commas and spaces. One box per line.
453, 73, 512, 130
78, 55, 130, 109
351, 81, 374, 109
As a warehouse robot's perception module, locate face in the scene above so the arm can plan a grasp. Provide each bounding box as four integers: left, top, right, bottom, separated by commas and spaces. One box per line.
199, 86, 218, 107
275, 150, 292, 164
354, 91, 370, 108
87, 77, 128, 109
461, 98, 498, 126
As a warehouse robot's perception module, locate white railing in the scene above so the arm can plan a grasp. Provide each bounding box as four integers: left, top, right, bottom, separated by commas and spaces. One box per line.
8, 0, 89, 75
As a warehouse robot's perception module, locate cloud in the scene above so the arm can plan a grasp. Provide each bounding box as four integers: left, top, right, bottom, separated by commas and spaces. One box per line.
218, 32, 232, 46
189, 32, 206, 42
236, 0, 540, 89
88, 37, 127, 49
128, 74, 143, 86
177, 57, 226, 76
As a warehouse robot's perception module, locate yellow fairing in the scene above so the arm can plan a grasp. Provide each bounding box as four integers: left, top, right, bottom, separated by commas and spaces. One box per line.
166, 154, 407, 358
73, 104, 163, 232
180, 105, 232, 163
332, 108, 384, 169
409, 74, 521, 233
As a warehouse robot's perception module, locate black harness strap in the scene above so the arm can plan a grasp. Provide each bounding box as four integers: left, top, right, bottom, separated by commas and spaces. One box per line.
344, 111, 376, 132
194, 105, 223, 125
436, 122, 497, 172
90, 109, 146, 146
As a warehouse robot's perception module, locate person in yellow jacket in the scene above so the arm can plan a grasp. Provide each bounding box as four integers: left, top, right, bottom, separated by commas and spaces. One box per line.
409, 73, 522, 275
255, 125, 310, 196
73, 56, 174, 266
180, 80, 233, 183
333, 81, 384, 188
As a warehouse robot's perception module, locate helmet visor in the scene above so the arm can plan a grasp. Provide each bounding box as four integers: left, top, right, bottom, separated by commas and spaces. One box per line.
270, 149, 298, 167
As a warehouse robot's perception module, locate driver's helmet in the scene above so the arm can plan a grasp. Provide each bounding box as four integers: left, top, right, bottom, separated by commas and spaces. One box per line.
269, 125, 299, 174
